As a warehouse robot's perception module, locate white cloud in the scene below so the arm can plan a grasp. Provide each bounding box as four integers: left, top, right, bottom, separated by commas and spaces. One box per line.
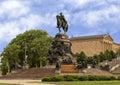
0, 0, 30, 18
64, 0, 91, 8
63, 0, 120, 37
0, 22, 21, 42
19, 14, 41, 29
0, 13, 56, 44
81, 5, 120, 27
0, 0, 120, 52
63, 0, 106, 9
19, 13, 56, 30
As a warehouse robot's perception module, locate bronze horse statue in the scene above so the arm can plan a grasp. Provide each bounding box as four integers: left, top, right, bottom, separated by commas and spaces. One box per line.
56, 13, 68, 33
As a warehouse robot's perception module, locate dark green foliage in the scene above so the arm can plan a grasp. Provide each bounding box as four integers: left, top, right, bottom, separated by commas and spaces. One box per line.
98, 50, 116, 63
104, 50, 112, 61
117, 76, 120, 80
76, 51, 88, 68
77, 51, 87, 62
42, 77, 51, 81
87, 57, 94, 64
1, 65, 8, 75
99, 52, 106, 62
88, 75, 98, 81
50, 76, 64, 81
63, 75, 77, 81
1, 55, 8, 75
116, 48, 120, 56
93, 54, 100, 64
42, 76, 64, 82
42, 75, 117, 82
1, 30, 53, 74
110, 50, 116, 59
78, 76, 89, 81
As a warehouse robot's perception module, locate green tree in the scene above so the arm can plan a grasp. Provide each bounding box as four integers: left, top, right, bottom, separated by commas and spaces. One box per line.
109, 50, 116, 59
1, 56, 8, 75
1, 44, 20, 72
99, 52, 105, 62
104, 50, 112, 61
1, 30, 53, 73
116, 48, 120, 57
93, 54, 100, 64
76, 51, 88, 68
30, 36, 52, 67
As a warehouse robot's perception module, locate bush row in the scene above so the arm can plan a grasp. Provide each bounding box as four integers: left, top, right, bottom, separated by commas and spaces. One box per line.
42, 75, 120, 82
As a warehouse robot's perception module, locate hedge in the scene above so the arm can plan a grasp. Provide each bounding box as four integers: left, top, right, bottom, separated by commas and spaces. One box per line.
42, 75, 118, 82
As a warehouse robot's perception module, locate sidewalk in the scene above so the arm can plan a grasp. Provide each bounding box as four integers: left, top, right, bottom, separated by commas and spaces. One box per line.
0, 80, 55, 85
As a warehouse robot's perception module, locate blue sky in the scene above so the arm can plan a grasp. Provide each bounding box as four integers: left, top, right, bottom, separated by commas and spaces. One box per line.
0, 0, 120, 53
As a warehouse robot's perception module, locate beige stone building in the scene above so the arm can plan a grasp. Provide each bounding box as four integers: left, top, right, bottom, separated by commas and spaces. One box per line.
70, 34, 120, 57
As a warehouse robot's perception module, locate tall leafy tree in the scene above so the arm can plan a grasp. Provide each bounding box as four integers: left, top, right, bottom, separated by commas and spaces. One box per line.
99, 52, 105, 62
104, 50, 112, 61
109, 50, 116, 59
93, 54, 100, 64
1, 30, 53, 73
1, 44, 21, 74
116, 48, 120, 57
76, 51, 88, 68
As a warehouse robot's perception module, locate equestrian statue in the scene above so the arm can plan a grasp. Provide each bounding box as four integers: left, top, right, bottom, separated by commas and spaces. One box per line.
56, 13, 68, 33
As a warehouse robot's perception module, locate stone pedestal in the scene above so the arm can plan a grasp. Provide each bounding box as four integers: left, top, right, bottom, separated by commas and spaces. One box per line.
55, 69, 61, 74
48, 33, 76, 64
23, 64, 29, 69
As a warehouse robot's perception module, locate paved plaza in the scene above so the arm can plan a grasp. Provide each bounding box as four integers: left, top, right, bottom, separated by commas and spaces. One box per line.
0, 80, 55, 85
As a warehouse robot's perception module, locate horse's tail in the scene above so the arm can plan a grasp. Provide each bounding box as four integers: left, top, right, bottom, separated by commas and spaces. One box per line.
66, 24, 68, 32
64, 23, 68, 32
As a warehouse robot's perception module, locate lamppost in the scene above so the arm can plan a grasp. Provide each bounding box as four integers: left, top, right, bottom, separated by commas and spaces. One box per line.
25, 43, 28, 64
23, 40, 29, 69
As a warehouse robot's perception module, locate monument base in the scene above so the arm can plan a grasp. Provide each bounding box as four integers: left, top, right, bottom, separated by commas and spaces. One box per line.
55, 69, 61, 74
23, 64, 29, 69
48, 33, 75, 64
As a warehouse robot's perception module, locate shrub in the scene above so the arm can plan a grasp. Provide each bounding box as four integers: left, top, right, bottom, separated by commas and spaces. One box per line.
63, 75, 76, 81
88, 75, 98, 81
42, 76, 64, 82
42, 77, 51, 81
42, 75, 117, 82
95, 76, 116, 81
1, 65, 8, 75
78, 76, 89, 81
50, 76, 64, 81
117, 76, 120, 80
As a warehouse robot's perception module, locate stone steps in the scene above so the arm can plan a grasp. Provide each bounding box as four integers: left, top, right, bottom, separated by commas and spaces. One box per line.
61, 64, 79, 73
0, 68, 56, 79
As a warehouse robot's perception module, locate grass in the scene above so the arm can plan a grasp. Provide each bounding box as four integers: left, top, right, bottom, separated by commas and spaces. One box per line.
0, 83, 15, 85
42, 81, 120, 85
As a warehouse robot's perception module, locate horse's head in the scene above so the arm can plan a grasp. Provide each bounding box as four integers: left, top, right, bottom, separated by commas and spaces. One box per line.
56, 15, 59, 19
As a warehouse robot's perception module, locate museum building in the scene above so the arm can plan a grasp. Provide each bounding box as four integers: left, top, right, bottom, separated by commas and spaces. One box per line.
70, 34, 120, 57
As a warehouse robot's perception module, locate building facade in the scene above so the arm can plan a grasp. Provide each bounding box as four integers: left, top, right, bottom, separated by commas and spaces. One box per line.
70, 34, 120, 57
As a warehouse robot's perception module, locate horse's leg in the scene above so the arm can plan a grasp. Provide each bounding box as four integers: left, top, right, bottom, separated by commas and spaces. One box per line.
58, 28, 61, 33
63, 27, 66, 34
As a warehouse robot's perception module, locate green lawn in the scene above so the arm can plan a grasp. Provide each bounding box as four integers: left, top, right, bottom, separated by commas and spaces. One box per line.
42, 81, 120, 85
0, 83, 15, 85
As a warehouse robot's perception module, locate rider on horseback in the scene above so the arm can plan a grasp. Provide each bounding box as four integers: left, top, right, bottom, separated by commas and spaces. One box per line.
56, 13, 68, 33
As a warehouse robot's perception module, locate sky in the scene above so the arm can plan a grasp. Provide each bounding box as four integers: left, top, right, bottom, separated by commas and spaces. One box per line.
0, 0, 120, 53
